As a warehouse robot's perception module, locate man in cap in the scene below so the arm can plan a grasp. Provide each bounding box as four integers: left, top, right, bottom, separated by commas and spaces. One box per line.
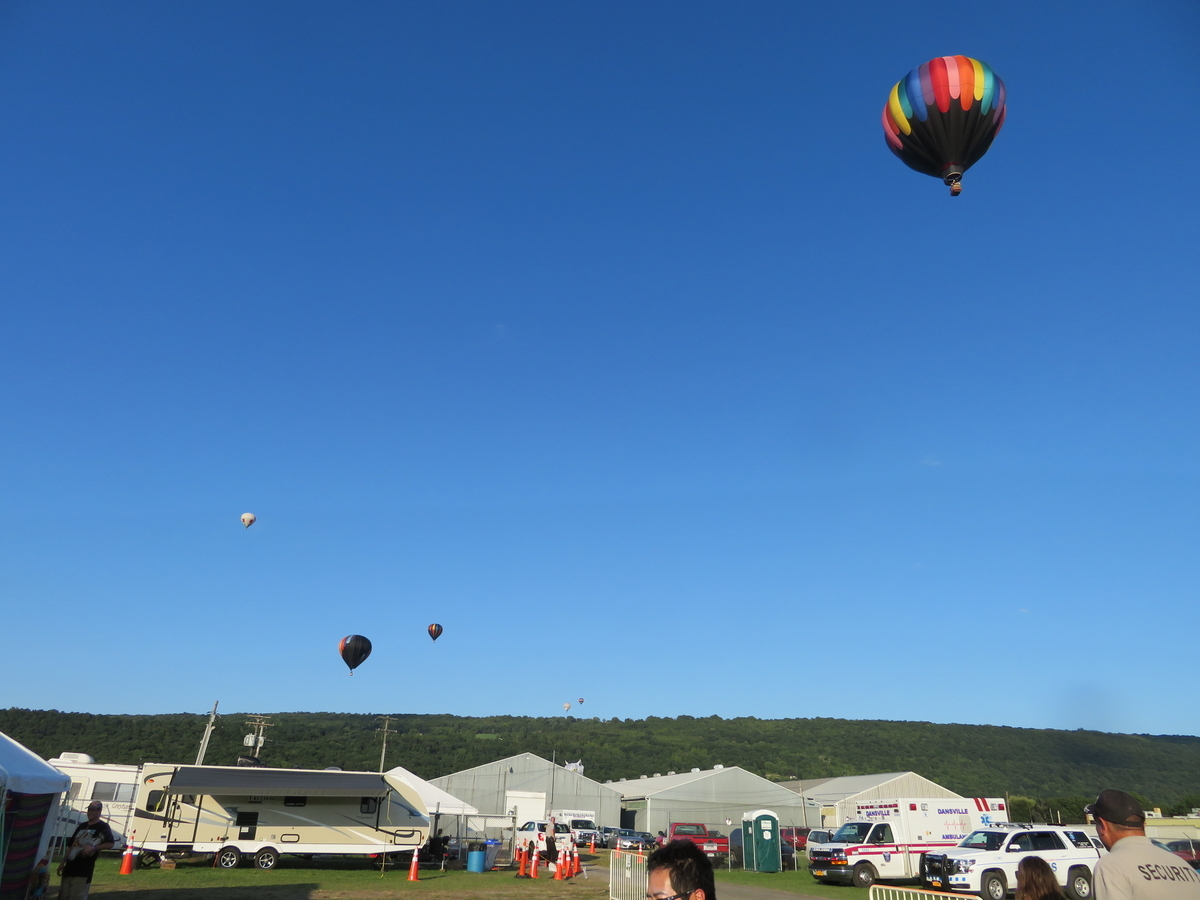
645, 839, 717, 900
1089, 789, 1200, 900
57, 801, 115, 900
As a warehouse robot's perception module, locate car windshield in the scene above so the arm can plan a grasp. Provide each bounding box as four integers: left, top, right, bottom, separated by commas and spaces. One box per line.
555, 824, 571, 833
618, 829, 638, 837
571, 820, 597, 829
833, 823, 872, 843
959, 831, 1007, 852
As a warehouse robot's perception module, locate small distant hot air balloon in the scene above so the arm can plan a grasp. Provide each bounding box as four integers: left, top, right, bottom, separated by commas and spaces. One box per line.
562, 702, 572, 712
338, 635, 372, 674
578, 698, 584, 704
882, 56, 1007, 195
427, 623, 443, 642
241, 513, 256, 528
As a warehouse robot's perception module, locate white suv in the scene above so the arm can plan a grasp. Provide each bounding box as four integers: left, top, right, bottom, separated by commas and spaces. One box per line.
923, 824, 1104, 900
514, 821, 573, 855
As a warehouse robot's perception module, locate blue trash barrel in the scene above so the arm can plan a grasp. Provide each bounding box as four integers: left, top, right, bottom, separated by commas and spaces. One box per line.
467, 850, 486, 873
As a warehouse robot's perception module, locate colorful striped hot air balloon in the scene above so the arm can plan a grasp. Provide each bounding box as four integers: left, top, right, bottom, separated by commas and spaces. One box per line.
882, 56, 1006, 195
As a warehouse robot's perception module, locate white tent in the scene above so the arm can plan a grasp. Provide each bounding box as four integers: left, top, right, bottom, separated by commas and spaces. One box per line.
386, 765, 479, 816
1, 730, 70, 900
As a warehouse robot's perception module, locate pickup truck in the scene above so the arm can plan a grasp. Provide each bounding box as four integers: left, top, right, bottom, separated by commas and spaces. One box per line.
669, 823, 729, 860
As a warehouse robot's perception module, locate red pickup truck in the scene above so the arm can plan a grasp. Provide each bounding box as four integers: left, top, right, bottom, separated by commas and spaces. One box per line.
669, 823, 729, 860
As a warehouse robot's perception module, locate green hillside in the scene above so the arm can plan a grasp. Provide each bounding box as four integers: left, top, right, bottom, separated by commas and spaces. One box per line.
5, 708, 1199, 820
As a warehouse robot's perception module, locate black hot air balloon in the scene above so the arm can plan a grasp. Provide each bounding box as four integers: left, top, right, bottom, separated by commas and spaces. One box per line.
882, 56, 1006, 196
338, 634, 372, 674
427, 623, 443, 642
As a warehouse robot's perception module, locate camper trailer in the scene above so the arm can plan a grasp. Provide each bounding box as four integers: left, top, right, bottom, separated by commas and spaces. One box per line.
132, 763, 429, 868
47, 754, 139, 849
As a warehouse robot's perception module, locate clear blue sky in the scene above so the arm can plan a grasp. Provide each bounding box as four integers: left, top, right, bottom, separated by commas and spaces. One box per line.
3, 1, 1198, 736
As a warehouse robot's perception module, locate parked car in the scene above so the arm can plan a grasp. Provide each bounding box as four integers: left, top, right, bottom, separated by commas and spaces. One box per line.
607, 828, 653, 851
806, 829, 835, 850
637, 831, 657, 848
923, 824, 1105, 900
1164, 839, 1200, 869
729, 827, 796, 868
515, 821, 573, 856
781, 826, 811, 852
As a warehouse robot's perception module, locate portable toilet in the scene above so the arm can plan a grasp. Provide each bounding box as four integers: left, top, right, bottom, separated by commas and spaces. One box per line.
741, 809, 781, 873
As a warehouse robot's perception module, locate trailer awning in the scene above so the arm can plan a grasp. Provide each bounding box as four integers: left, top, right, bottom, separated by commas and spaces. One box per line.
161, 767, 391, 797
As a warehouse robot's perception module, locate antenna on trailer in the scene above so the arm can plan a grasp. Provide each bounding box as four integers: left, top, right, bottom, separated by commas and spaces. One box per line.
376, 715, 394, 772
195, 701, 219, 766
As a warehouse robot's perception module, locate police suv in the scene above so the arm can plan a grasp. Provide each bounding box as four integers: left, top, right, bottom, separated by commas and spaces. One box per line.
922, 823, 1104, 900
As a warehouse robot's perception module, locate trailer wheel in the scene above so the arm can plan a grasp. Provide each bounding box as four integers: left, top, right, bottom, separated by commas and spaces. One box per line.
1067, 867, 1092, 900
852, 863, 878, 888
980, 870, 1007, 900
138, 852, 160, 869
217, 847, 242, 869
254, 848, 279, 870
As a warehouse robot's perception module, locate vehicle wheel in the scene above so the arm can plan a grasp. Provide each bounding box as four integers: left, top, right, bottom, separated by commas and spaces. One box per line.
1068, 867, 1092, 900
980, 870, 1007, 900
138, 851, 160, 869
254, 848, 279, 870
217, 847, 242, 869
852, 863, 878, 889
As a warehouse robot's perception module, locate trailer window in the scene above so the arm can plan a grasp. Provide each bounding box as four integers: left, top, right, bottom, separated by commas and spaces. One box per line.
361, 798, 378, 814
91, 782, 136, 803
145, 790, 166, 812
284, 797, 307, 807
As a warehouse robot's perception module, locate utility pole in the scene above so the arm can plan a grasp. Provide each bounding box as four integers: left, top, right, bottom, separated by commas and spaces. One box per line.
376, 715, 394, 772
195, 700, 219, 765
244, 714, 273, 761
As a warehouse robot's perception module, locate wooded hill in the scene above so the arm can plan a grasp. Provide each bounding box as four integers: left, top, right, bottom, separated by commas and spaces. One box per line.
5, 708, 1200, 820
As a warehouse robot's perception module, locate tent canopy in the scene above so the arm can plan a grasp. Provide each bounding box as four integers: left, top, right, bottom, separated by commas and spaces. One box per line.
387, 765, 478, 816
0, 731, 70, 795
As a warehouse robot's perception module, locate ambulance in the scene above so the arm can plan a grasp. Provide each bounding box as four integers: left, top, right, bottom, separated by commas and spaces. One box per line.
807, 797, 1008, 888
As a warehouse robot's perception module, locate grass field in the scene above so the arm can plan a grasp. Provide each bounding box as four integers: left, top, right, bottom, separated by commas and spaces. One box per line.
80, 855, 609, 900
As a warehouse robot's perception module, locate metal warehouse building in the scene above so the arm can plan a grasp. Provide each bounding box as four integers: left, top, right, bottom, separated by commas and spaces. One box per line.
610, 766, 822, 834
778, 771, 961, 826
430, 753, 622, 827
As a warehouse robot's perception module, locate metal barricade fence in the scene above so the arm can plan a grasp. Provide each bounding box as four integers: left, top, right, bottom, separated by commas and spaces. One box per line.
610, 849, 648, 900
869, 886, 964, 900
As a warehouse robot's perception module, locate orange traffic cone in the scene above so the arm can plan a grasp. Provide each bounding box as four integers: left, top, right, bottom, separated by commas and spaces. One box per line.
516, 844, 527, 877
407, 846, 421, 882
553, 848, 563, 880
531, 845, 540, 879
589, 836, 596, 854
118, 834, 136, 876
573, 846, 582, 877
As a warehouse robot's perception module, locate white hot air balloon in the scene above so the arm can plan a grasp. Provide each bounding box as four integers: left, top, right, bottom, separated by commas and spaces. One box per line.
562, 702, 572, 712
241, 513, 256, 528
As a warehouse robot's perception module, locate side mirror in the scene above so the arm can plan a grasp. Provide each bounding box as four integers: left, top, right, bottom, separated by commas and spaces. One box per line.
1007, 845, 1023, 852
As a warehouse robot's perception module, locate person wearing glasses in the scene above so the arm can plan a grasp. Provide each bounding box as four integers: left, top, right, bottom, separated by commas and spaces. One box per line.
646, 839, 717, 900
57, 801, 115, 900
1087, 789, 1200, 900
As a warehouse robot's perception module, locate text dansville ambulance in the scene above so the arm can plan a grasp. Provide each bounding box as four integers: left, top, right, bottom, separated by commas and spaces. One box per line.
808, 798, 1007, 888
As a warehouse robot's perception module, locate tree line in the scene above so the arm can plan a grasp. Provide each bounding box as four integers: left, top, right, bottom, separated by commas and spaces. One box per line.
4, 708, 1199, 819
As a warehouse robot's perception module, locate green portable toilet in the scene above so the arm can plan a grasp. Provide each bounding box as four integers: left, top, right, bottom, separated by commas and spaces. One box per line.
741, 809, 781, 873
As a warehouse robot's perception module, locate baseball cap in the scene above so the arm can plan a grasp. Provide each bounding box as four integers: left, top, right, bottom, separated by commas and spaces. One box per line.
1085, 790, 1145, 827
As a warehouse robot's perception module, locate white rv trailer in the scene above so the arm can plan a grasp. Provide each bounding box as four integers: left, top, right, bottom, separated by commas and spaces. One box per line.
132, 763, 430, 869
47, 754, 139, 849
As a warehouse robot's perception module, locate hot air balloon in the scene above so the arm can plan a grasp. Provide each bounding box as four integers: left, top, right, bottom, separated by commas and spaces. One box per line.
578, 698, 584, 704
338, 635, 372, 674
241, 512, 256, 528
427, 623, 443, 642
882, 56, 1006, 196
562, 702, 572, 712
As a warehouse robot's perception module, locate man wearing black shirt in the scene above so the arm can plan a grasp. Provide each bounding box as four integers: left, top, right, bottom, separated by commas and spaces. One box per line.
58, 801, 115, 900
